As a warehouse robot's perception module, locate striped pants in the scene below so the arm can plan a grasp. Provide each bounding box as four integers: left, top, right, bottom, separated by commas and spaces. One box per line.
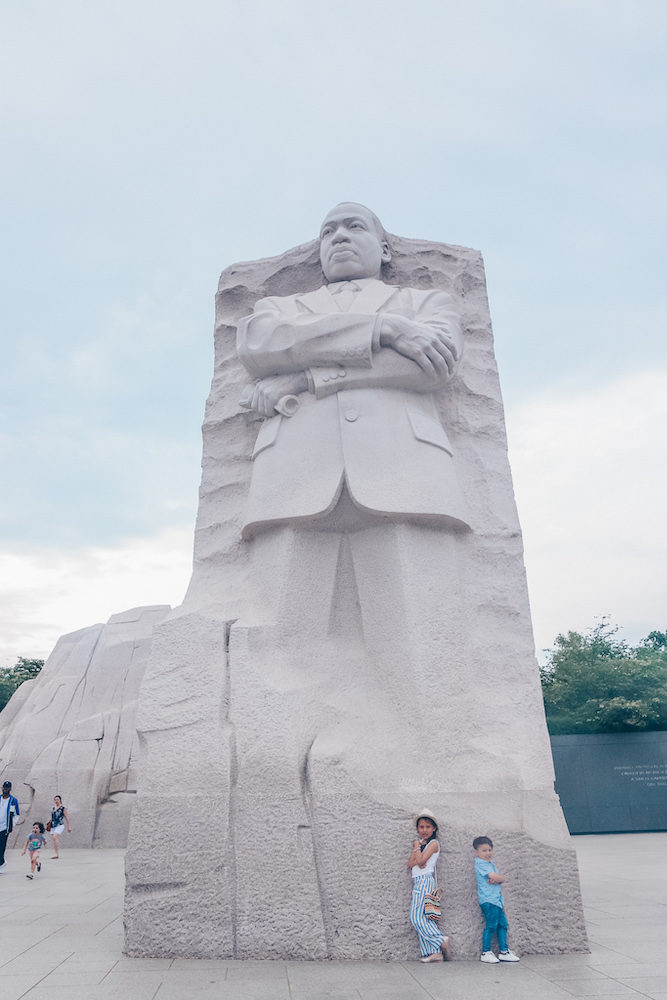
410, 874, 445, 957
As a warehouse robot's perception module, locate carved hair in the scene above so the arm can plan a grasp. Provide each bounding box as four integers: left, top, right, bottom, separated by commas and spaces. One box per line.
326, 202, 389, 244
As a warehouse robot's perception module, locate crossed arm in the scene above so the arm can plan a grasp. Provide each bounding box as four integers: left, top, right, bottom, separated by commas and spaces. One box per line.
237, 289, 463, 418
407, 839, 439, 869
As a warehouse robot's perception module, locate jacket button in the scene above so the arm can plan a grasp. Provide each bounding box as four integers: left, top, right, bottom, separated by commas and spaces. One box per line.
344, 409, 359, 422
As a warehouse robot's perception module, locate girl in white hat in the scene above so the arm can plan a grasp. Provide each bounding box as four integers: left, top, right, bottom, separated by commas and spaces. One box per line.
407, 810, 451, 962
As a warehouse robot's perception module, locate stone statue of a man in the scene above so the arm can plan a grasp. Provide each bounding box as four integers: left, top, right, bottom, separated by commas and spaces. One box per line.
236, 202, 468, 537
125, 201, 587, 961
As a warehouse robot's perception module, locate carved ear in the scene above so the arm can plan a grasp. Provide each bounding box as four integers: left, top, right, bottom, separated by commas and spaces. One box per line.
381, 242, 391, 264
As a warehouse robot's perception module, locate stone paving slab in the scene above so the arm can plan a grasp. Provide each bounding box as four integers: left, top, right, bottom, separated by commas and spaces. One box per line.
0, 833, 665, 999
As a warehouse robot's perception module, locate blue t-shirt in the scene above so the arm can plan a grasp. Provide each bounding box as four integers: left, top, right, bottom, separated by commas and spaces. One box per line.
475, 857, 504, 907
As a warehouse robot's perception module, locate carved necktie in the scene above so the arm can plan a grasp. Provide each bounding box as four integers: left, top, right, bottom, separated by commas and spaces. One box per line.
332, 281, 359, 311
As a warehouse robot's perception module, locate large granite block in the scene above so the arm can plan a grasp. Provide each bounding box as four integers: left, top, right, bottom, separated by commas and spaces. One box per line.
125, 206, 587, 958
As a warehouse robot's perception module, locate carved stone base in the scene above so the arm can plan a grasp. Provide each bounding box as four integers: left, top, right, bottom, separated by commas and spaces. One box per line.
124, 610, 587, 959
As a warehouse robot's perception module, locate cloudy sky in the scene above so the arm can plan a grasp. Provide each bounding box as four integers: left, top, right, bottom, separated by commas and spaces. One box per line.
1, 0, 665, 666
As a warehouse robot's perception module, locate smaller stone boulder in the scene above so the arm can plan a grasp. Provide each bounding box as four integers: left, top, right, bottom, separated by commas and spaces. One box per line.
0, 605, 170, 847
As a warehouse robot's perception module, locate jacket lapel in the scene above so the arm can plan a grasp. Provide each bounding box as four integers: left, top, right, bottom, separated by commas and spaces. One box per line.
296, 285, 338, 314
353, 279, 399, 314
296, 280, 399, 315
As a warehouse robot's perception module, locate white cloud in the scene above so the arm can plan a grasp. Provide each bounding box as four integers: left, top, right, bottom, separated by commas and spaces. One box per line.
507, 369, 667, 657
1, 0, 665, 677
2, 371, 664, 671
0, 527, 193, 666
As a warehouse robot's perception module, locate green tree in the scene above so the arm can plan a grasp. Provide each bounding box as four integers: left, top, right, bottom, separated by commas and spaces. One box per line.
0, 657, 44, 712
540, 620, 667, 735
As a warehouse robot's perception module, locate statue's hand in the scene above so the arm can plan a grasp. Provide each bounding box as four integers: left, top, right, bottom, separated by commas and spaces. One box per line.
378, 314, 459, 377
244, 371, 309, 418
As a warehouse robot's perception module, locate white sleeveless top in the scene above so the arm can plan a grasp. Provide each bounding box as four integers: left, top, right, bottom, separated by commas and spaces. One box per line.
411, 842, 439, 878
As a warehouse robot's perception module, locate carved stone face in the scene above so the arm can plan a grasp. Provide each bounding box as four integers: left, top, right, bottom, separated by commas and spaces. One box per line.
319, 203, 391, 282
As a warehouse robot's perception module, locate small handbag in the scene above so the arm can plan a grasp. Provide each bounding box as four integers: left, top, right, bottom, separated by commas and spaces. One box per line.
424, 887, 441, 921
46, 821, 52, 831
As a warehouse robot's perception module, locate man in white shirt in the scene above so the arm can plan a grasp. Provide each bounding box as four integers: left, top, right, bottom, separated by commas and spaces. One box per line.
0, 780, 20, 872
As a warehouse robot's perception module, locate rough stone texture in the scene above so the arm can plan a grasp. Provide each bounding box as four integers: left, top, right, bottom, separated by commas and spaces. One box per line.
0, 605, 170, 848
125, 234, 588, 959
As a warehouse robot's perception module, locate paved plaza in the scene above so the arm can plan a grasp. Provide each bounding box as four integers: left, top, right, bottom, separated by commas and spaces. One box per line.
0, 833, 666, 999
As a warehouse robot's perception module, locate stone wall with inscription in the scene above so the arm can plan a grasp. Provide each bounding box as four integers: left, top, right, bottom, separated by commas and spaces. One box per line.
551, 732, 667, 833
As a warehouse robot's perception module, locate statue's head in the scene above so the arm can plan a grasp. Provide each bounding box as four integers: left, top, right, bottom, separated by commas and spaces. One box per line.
319, 202, 391, 282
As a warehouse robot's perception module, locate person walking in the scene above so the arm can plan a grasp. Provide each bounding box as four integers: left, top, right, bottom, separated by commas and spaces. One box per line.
0, 780, 20, 873
22, 822, 46, 878
49, 795, 71, 858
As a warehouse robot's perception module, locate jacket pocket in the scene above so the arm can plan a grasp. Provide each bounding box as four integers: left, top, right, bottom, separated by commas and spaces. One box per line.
406, 408, 454, 456
251, 415, 282, 459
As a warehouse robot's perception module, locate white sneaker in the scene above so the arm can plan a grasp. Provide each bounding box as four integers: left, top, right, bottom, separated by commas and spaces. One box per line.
0, 862, 7, 873
499, 950, 520, 962
480, 951, 500, 963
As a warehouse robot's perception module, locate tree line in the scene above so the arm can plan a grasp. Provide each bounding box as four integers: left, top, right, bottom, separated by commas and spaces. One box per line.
540, 620, 667, 734
0, 657, 44, 712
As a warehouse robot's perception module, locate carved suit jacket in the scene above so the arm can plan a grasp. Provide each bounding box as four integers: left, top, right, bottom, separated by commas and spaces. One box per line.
236, 277, 469, 538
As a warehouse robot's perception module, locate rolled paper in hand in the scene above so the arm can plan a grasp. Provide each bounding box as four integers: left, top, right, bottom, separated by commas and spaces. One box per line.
238, 386, 300, 419
238, 385, 254, 410
274, 394, 300, 417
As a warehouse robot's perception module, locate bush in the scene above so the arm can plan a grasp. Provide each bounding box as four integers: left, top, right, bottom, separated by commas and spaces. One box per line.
540, 620, 667, 735
0, 657, 44, 712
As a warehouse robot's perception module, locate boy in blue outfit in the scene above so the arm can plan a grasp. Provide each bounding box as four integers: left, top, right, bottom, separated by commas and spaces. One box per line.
473, 835, 520, 964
